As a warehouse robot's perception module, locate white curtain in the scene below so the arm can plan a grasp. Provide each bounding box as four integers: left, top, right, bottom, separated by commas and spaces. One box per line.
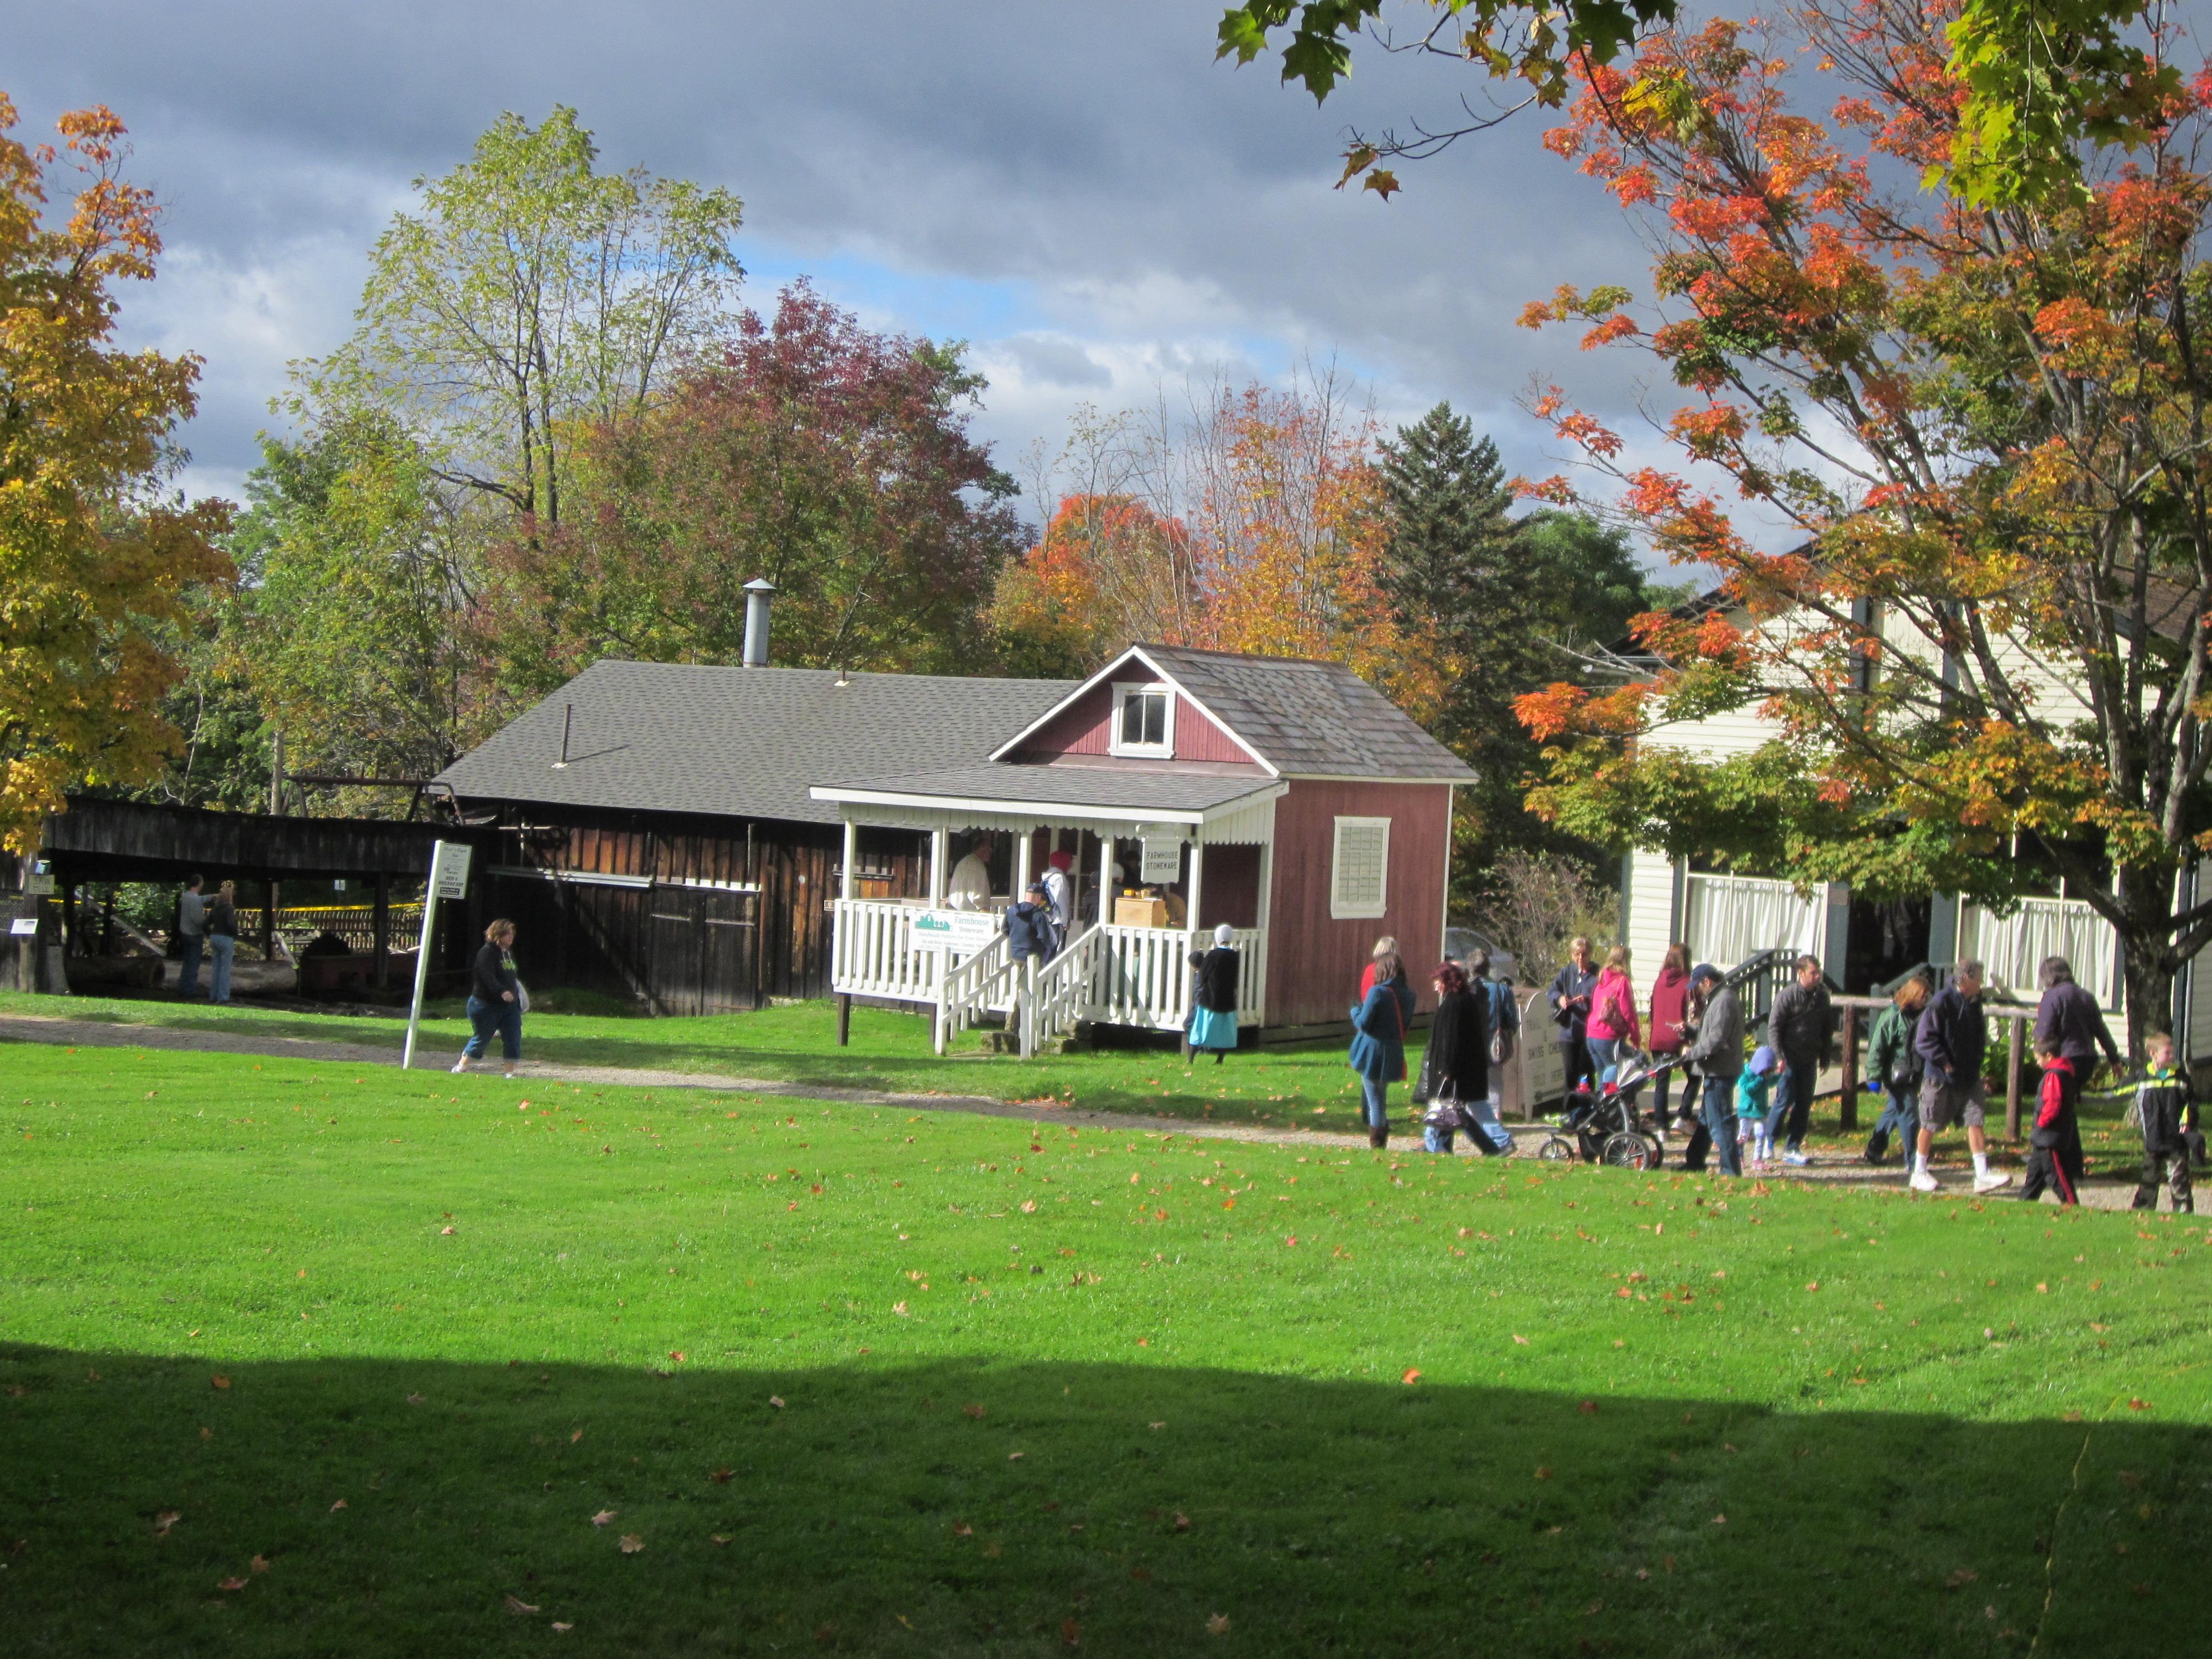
1683, 875, 1824, 970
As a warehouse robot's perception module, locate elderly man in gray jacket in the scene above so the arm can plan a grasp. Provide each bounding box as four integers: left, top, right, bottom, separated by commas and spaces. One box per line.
1679, 962, 1747, 1177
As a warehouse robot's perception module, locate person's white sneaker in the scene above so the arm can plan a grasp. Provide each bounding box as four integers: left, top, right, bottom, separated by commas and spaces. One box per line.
1973, 1170, 2012, 1193
1783, 1150, 1811, 1166
450, 1060, 468, 1074
1910, 1167, 1940, 1193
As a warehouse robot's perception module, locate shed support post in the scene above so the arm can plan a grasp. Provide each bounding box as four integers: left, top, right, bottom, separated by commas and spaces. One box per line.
1098, 836, 1116, 925
839, 820, 857, 902
1838, 1005, 1859, 1132
2005, 1013, 2023, 1140
837, 992, 853, 1048
261, 881, 275, 965
372, 874, 391, 990
1014, 831, 1032, 908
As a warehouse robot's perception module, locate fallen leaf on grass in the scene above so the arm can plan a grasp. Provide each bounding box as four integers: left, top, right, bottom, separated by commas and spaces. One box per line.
893, 1301, 910, 1317
1008, 1451, 1025, 1462
618, 1534, 644, 1554
1511, 1334, 1529, 1346
153, 1511, 181, 1535
1945, 1568, 1978, 1589
952, 1521, 974, 1537
668, 1352, 686, 1364
1401, 1369, 1422, 1386
710, 1468, 733, 1484
1710, 1514, 1726, 1526
551, 1621, 573, 1632
249, 1554, 270, 1573
1020, 1199, 1037, 1214
1208, 1613, 1231, 1634
440, 1227, 455, 1236
962, 1403, 987, 1420
1061, 1616, 1082, 1646
591, 1509, 618, 1527
570, 1429, 583, 1443
709, 1535, 730, 1546
1173, 1511, 1191, 1531
1579, 1400, 1598, 1415
217, 1577, 248, 1592
210, 1375, 230, 1391
405, 1392, 424, 1405
505, 1594, 540, 1615
330, 1500, 347, 1512
2130, 1398, 2152, 1411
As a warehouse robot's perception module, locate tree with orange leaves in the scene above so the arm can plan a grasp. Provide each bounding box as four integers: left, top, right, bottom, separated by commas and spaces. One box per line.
990, 492, 1197, 677
0, 96, 230, 853
1505, 2, 2212, 1052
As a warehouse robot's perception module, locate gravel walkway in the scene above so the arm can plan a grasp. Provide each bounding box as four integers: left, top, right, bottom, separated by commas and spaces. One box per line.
0, 1013, 2170, 1206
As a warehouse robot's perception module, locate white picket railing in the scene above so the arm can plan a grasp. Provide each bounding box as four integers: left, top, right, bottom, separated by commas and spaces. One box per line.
829, 900, 1268, 1040
830, 899, 940, 1003
936, 932, 1018, 1054
1022, 924, 1104, 1056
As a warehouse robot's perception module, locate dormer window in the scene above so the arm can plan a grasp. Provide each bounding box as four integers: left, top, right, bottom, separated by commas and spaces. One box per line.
1110, 682, 1174, 757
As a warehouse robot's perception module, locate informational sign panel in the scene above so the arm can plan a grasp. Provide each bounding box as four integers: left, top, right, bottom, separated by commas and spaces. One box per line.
1139, 838, 1183, 884
9, 917, 38, 936
912, 907, 1000, 954
23, 873, 54, 896
430, 840, 473, 900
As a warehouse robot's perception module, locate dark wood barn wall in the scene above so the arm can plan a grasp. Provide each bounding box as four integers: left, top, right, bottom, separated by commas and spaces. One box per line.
483, 808, 926, 1008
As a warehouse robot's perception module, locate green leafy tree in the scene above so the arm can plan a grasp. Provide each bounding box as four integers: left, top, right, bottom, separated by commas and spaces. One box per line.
300, 106, 744, 531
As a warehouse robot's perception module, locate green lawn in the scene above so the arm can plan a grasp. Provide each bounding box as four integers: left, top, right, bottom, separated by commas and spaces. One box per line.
3, 1044, 2208, 1655
0, 989, 1392, 1130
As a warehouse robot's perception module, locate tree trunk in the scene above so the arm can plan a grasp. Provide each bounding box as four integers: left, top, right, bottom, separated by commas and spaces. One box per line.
2114, 863, 2182, 1064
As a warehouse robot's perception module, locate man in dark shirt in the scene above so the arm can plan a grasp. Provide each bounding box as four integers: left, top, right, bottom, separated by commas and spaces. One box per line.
1913, 959, 2010, 1194
1549, 936, 1599, 1105
1762, 954, 1832, 1166
2032, 956, 2122, 1084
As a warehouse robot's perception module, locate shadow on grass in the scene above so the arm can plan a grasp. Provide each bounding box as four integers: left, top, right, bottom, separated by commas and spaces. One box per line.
2, 1345, 2200, 1657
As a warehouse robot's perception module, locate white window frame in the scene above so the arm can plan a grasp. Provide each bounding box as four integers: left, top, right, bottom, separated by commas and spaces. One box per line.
1330, 816, 1391, 920
1108, 681, 1176, 758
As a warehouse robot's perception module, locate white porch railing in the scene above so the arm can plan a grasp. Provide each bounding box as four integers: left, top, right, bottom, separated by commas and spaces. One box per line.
829, 899, 1267, 1041
1682, 873, 1824, 969
1021, 923, 1105, 1056
831, 899, 938, 1003
1963, 896, 2119, 1008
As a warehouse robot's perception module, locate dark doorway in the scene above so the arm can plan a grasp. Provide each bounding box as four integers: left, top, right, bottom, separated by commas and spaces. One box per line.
1845, 894, 1931, 994
645, 885, 760, 1016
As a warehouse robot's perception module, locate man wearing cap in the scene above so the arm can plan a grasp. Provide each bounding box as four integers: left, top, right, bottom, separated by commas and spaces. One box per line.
1005, 879, 1060, 964
1678, 962, 1746, 1176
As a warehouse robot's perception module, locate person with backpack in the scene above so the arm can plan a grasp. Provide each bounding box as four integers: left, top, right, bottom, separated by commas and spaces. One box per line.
1861, 974, 1930, 1169
1349, 948, 1416, 1150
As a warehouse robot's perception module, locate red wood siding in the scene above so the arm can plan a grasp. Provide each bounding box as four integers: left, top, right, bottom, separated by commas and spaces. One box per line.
1011, 685, 1258, 764
1197, 843, 1261, 930
1264, 779, 1453, 1027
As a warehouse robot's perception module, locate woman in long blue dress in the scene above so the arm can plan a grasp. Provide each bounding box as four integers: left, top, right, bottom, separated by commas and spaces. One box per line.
1188, 924, 1240, 1062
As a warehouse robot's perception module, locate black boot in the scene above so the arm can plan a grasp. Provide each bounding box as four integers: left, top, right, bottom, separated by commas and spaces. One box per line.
1368, 1123, 1388, 1150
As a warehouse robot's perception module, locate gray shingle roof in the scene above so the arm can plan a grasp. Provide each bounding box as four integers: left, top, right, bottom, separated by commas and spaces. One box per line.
1135, 645, 1476, 780
436, 661, 1075, 826
816, 763, 1279, 817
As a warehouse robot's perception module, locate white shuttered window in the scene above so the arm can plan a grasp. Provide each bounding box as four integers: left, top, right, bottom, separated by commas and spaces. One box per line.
1330, 817, 1390, 920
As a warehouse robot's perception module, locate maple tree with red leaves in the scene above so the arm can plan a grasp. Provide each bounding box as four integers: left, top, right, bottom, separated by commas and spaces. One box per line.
1507, 0, 2212, 1051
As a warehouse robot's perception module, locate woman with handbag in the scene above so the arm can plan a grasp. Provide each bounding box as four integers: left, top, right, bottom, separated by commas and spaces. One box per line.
453, 919, 526, 1079
1349, 948, 1416, 1150
1420, 961, 1509, 1154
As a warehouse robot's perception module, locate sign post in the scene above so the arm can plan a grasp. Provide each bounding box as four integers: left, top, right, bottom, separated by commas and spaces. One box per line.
401, 840, 472, 1070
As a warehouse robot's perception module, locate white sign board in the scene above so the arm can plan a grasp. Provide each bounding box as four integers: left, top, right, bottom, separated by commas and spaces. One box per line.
912, 907, 1000, 955
23, 873, 54, 896
430, 841, 472, 900
1139, 838, 1183, 884
9, 917, 37, 936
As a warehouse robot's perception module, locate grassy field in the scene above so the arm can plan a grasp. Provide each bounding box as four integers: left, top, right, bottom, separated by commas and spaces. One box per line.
3, 1042, 2208, 1655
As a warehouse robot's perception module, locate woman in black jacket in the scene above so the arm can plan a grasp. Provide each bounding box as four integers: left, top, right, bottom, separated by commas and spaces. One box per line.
1420, 961, 1492, 1153
453, 919, 524, 1078
1188, 924, 1240, 1063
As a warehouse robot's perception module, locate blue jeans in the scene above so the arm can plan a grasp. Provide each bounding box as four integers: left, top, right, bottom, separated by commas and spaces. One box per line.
1423, 1120, 1455, 1153
1865, 1083, 1918, 1161
208, 935, 236, 1004
464, 995, 523, 1062
1764, 1057, 1815, 1152
178, 933, 204, 998
1360, 1076, 1389, 1130
1587, 1034, 1625, 1083
1702, 1074, 1742, 1177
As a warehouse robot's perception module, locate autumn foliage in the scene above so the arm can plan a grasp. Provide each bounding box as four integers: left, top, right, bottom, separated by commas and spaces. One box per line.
0, 95, 230, 851
1507, 1, 2212, 1041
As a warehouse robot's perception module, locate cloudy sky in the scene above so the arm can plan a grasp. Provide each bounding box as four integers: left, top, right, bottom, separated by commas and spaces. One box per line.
12, 1, 1672, 542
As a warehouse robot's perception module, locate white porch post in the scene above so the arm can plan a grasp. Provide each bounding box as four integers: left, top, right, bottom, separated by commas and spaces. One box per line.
1184, 833, 1205, 934
928, 826, 948, 905
1014, 828, 1033, 904
839, 818, 857, 901
1098, 836, 1116, 923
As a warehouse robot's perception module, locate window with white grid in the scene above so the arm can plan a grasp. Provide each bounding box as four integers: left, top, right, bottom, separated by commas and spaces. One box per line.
1330, 817, 1391, 920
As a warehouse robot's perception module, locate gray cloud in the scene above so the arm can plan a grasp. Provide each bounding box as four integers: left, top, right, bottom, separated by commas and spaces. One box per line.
8, 0, 1692, 544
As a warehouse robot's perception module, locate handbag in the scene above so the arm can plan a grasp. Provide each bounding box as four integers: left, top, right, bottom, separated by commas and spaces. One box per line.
1488, 982, 1517, 1066
515, 979, 531, 1014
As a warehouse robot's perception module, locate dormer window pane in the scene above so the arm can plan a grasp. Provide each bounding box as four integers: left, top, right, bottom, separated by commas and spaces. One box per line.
1121, 690, 1166, 748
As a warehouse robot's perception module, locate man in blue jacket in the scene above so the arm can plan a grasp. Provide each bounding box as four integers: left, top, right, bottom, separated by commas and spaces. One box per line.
1912, 959, 2011, 1194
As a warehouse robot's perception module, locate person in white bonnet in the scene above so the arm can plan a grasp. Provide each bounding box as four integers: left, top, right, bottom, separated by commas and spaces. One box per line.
1188, 922, 1240, 1063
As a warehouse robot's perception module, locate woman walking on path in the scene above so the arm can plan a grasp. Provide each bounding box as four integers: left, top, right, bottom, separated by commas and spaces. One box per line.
1548, 937, 1600, 1102
1647, 943, 1693, 1131
1188, 924, 1241, 1063
1349, 948, 1416, 1150
454, 920, 525, 1079
1420, 961, 1500, 1154
206, 881, 238, 1005
1584, 945, 1642, 1087
1861, 975, 1929, 1168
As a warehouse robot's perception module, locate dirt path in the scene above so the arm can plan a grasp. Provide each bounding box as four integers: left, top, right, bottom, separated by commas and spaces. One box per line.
0, 1013, 2167, 1207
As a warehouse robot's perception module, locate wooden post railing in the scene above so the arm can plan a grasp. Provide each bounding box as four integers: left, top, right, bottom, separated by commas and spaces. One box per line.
1838, 1005, 1859, 1133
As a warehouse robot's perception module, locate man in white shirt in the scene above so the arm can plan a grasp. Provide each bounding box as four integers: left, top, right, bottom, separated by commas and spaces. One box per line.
1041, 850, 1073, 933
946, 835, 994, 911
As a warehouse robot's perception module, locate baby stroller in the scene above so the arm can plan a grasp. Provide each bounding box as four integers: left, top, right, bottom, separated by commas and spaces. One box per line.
1538, 1055, 1679, 1170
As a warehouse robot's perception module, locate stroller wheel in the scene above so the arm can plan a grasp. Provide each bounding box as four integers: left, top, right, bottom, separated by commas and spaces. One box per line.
1537, 1134, 1577, 1162
1641, 1132, 1665, 1168
1601, 1131, 1655, 1171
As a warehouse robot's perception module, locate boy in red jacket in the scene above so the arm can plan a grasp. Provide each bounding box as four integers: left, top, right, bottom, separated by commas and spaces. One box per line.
2021, 1035, 2083, 1206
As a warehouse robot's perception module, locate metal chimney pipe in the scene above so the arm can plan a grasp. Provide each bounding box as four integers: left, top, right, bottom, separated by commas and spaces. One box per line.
742, 578, 776, 667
